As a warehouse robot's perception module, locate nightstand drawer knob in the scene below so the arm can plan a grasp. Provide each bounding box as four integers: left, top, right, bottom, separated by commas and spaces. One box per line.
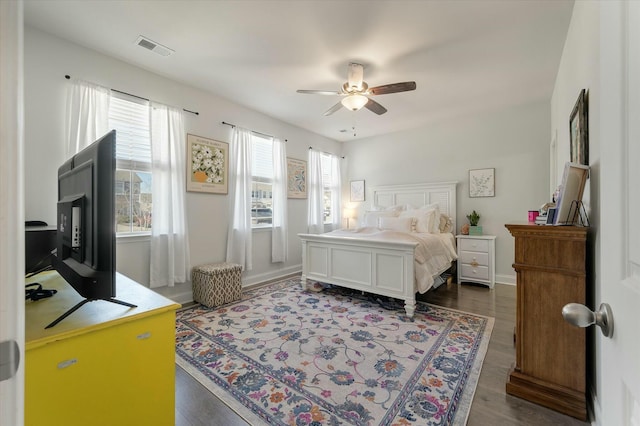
471, 261, 479, 267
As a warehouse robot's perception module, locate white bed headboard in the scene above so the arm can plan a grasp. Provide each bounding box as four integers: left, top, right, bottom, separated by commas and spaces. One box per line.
370, 182, 458, 232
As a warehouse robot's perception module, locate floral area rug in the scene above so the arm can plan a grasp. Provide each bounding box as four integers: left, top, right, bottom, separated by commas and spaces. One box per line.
175, 276, 494, 425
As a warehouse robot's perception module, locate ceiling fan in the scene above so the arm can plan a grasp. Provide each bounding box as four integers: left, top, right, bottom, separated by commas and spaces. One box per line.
297, 62, 416, 116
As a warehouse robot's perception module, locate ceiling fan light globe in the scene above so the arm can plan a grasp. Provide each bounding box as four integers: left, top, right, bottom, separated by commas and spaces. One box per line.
341, 94, 368, 111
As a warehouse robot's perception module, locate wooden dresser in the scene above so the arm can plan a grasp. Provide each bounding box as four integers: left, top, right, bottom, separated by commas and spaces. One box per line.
25, 271, 180, 426
504, 223, 588, 420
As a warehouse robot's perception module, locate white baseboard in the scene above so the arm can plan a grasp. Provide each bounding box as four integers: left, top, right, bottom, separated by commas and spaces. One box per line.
152, 281, 194, 305
152, 265, 303, 305
496, 273, 516, 286
242, 264, 302, 287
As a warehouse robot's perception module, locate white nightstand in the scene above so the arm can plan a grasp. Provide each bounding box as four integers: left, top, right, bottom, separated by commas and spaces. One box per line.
456, 234, 496, 289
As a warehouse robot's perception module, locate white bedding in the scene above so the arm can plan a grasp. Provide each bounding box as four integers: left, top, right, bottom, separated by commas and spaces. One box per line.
324, 227, 458, 293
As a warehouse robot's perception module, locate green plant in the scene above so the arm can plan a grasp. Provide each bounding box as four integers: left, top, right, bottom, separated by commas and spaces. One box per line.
467, 210, 480, 226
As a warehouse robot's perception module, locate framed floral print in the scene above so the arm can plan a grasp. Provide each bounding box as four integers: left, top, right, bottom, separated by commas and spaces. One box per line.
187, 134, 228, 194
350, 180, 365, 202
287, 157, 307, 199
469, 168, 495, 198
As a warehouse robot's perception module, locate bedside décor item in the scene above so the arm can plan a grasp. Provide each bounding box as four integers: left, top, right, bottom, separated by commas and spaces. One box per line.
461, 223, 470, 235
570, 89, 589, 166
342, 207, 356, 229
286, 157, 307, 199
466, 210, 482, 235
350, 179, 365, 202
456, 235, 496, 288
528, 210, 539, 222
187, 134, 228, 194
469, 168, 495, 197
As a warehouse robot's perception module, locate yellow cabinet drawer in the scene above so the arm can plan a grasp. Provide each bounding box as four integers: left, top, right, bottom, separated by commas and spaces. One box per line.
459, 238, 489, 252
26, 311, 176, 426
460, 264, 490, 280
459, 251, 489, 266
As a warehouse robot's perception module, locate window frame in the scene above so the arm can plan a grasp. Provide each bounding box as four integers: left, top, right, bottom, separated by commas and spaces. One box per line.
251, 134, 274, 229
109, 91, 153, 237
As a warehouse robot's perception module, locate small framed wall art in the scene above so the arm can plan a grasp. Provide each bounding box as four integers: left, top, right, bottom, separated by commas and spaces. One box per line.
187, 134, 228, 194
287, 157, 307, 199
570, 89, 589, 166
350, 180, 365, 202
469, 168, 495, 198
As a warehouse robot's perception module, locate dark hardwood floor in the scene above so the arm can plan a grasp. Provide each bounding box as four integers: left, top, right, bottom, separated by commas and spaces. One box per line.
174, 279, 590, 425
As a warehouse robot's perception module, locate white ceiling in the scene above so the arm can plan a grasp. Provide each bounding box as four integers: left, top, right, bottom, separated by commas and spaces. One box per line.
24, 0, 574, 142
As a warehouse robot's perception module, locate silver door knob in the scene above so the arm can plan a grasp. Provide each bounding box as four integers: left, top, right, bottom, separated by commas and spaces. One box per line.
562, 302, 614, 338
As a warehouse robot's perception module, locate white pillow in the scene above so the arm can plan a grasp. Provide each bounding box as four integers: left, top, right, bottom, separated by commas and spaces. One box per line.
378, 216, 415, 232
420, 203, 441, 233
399, 209, 436, 233
362, 210, 398, 227
384, 204, 406, 212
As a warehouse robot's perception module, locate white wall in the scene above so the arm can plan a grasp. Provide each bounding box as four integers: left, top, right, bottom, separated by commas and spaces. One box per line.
342, 100, 552, 283
24, 26, 341, 288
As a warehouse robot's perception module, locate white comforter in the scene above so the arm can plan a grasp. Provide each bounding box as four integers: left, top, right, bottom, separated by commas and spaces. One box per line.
324, 227, 458, 293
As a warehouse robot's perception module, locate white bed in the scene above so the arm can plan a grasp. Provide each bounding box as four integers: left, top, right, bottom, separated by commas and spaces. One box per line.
298, 181, 457, 317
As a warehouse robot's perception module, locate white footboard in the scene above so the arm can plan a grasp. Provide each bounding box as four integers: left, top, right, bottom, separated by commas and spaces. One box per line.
299, 233, 417, 317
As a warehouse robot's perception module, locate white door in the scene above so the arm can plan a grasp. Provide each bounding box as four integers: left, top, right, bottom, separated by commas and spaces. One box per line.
598, 2, 640, 424
0, 0, 25, 425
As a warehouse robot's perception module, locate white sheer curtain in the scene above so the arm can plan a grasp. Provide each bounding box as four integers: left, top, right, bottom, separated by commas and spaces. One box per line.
226, 127, 253, 270
65, 79, 110, 157
271, 138, 288, 262
307, 149, 325, 234
149, 102, 190, 288
329, 154, 342, 230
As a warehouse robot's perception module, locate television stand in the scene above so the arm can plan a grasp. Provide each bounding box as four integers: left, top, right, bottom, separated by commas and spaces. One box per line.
45, 297, 137, 329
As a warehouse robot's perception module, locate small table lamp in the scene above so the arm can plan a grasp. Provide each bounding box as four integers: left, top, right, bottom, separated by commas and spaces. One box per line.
343, 208, 356, 229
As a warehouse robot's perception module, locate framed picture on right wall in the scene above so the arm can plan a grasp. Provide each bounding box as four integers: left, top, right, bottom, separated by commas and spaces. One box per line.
570, 89, 589, 166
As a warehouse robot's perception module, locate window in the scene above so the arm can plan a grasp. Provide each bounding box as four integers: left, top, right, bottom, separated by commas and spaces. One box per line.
321, 153, 337, 224
251, 134, 273, 227
108, 93, 152, 234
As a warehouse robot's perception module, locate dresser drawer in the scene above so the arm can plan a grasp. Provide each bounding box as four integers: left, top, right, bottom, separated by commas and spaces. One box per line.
459, 238, 490, 252
459, 251, 489, 266
460, 264, 490, 280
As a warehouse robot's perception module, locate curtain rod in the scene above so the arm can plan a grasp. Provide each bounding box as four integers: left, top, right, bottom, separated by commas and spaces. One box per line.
308, 146, 344, 159
221, 121, 287, 142
64, 75, 199, 116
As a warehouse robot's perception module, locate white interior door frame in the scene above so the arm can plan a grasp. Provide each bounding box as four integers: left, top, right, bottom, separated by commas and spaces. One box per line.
0, 0, 25, 425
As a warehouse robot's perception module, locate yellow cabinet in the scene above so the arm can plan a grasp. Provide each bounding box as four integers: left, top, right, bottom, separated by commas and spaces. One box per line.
25, 272, 180, 426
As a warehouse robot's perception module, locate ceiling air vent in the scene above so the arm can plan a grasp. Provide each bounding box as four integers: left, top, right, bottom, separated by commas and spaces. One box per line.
134, 35, 174, 57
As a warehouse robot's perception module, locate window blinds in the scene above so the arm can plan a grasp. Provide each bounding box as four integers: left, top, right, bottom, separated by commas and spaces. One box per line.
108, 93, 151, 171
251, 134, 273, 183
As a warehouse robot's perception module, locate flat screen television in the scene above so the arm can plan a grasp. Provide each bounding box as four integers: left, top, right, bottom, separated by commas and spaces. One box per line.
48, 130, 135, 328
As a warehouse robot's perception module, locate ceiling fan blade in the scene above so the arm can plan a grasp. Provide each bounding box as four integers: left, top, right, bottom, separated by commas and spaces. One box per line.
347, 63, 364, 91
364, 98, 387, 115
297, 89, 342, 95
368, 81, 417, 95
323, 101, 344, 116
